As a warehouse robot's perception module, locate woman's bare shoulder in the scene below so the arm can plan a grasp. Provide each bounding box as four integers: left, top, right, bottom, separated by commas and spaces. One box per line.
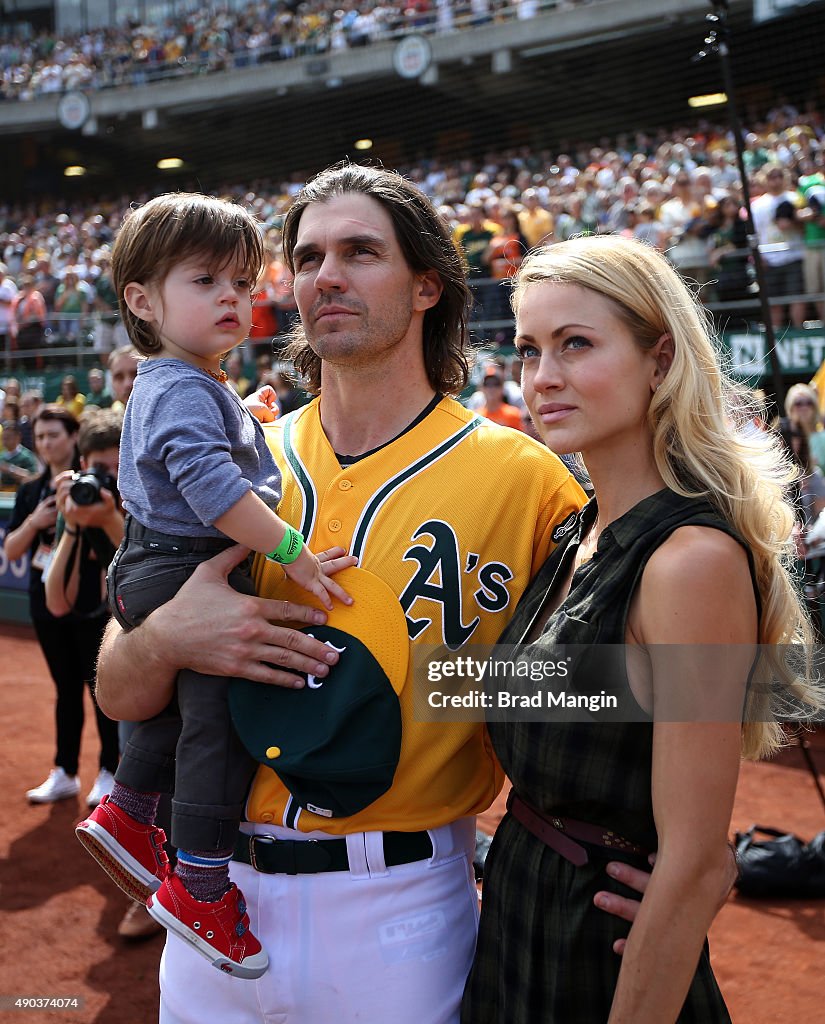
636, 525, 756, 644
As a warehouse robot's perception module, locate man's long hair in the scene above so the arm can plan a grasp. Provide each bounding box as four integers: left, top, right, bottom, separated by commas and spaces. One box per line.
282, 163, 471, 396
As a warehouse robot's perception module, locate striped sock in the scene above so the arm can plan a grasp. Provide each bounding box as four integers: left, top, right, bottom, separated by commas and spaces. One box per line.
109, 782, 160, 826
175, 849, 233, 904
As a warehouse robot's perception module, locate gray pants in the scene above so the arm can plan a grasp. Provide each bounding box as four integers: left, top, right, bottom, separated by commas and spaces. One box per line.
107, 521, 258, 852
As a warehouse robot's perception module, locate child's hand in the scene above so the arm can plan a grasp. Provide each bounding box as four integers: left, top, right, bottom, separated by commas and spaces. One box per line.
284, 546, 354, 611
244, 386, 280, 424
317, 546, 358, 575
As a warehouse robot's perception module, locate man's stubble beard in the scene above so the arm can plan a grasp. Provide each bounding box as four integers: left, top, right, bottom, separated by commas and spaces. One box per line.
305, 297, 416, 372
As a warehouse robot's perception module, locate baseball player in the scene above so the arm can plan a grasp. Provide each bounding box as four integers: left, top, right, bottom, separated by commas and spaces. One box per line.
95, 164, 650, 1023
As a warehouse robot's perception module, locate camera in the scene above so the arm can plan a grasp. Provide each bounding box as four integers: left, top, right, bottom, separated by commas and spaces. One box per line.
70, 465, 118, 506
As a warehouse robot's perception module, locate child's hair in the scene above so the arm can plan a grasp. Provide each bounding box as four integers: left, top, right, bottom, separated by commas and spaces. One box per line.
111, 193, 266, 356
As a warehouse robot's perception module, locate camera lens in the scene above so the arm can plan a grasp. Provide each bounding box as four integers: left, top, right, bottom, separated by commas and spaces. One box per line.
69, 472, 102, 506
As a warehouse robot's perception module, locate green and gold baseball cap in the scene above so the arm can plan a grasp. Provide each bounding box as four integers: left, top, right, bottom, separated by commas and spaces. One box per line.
228, 562, 408, 819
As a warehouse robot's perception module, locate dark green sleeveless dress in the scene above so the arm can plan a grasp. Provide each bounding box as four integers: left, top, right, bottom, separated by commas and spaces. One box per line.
462, 489, 751, 1023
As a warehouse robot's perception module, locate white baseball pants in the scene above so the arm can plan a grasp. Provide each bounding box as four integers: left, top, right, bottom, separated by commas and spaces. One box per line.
159, 817, 479, 1024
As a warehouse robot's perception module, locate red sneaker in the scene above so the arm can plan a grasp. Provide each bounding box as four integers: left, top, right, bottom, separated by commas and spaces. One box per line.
75, 795, 169, 903
147, 874, 269, 979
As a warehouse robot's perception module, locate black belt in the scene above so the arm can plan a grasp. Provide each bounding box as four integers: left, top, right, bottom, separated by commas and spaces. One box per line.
235, 830, 433, 875
125, 514, 234, 555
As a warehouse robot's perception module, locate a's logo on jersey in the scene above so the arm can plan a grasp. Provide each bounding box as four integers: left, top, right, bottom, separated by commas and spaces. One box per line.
399, 520, 514, 650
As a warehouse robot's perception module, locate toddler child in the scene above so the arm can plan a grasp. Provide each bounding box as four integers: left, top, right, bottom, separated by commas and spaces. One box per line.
76, 193, 351, 979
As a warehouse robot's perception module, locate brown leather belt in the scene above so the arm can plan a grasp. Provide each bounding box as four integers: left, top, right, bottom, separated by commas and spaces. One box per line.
507, 791, 649, 867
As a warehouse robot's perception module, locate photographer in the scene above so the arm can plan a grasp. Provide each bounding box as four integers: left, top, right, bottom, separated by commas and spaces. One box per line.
5, 406, 117, 806
45, 410, 123, 618
47, 408, 166, 942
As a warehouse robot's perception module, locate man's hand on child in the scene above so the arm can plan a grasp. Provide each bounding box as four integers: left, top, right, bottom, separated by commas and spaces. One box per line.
244, 386, 280, 424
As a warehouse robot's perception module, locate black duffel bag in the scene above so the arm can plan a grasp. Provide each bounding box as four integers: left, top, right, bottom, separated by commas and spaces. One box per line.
734, 825, 825, 898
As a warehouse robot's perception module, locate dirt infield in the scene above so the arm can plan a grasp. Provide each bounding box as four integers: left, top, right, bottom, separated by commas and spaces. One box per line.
1, 621, 823, 1024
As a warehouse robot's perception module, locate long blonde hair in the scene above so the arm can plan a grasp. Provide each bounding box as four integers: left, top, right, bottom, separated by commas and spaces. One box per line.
512, 235, 820, 758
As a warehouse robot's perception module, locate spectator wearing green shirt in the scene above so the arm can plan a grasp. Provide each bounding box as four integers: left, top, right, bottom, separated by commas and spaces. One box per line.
93, 255, 129, 359
742, 132, 771, 174
0, 420, 40, 487
84, 368, 113, 409
54, 269, 90, 343
454, 203, 497, 320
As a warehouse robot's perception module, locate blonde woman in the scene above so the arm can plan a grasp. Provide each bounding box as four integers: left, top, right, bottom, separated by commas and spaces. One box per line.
462, 236, 820, 1023
785, 382, 825, 471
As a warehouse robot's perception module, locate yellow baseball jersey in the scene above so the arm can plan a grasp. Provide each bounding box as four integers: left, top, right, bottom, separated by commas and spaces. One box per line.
246, 396, 586, 833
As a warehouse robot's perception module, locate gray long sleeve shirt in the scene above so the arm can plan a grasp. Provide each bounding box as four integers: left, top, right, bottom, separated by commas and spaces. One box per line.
119, 357, 282, 538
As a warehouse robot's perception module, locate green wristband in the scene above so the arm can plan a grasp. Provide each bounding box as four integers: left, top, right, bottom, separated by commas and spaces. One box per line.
266, 525, 304, 565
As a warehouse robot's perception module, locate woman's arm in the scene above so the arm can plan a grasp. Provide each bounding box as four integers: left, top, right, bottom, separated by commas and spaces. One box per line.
95, 544, 350, 721
608, 526, 756, 1023
4, 489, 56, 562
595, 848, 739, 956
4, 516, 37, 562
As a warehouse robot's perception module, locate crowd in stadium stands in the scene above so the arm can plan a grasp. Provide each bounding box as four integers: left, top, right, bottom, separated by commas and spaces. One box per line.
0, 102, 824, 371
0, 0, 591, 100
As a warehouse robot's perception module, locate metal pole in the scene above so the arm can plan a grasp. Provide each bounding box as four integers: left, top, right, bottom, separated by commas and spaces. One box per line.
704, 2, 785, 408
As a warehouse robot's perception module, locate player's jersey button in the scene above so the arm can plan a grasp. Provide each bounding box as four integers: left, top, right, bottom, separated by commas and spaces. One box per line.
329, 519, 342, 532
261, 812, 274, 823
338, 479, 353, 491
